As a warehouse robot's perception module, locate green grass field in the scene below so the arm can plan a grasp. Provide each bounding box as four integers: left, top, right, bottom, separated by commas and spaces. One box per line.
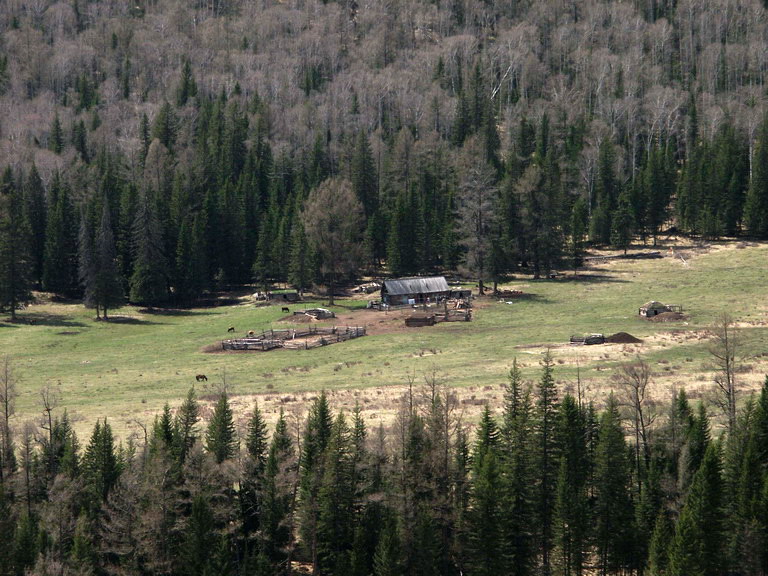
3, 240, 768, 439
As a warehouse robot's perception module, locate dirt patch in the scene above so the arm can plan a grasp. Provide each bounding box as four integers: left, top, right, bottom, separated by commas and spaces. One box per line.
605, 332, 643, 344
648, 311, 688, 322
279, 313, 315, 323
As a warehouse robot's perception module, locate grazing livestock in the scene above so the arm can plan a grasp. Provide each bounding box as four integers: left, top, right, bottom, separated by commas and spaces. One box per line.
248, 330, 255, 336
227, 326, 235, 333
195, 374, 208, 382
282, 307, 290, 313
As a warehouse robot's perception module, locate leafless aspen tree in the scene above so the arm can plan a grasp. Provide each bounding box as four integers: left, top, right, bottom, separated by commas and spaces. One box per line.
614, 358, 657, 487
710, 313, 740, 434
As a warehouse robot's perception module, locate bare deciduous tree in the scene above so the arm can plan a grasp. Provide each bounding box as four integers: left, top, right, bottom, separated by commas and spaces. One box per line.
302, 177, 364, 306
457, 142, 499, 294
0, 355, 17, 479
710, 313, 740, 434
614, 358, 657, 485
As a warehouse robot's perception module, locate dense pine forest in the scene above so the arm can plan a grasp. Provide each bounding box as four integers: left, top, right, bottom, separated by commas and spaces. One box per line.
1, 357, 768, 575
2, 0, 768, 308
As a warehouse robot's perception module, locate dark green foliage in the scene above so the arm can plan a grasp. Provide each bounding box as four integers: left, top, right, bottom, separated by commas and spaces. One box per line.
152, 102, 178, 153
181, 494, 218, 576
594, 396, 636, 575
49, 114, 64, 154
129, 189, 167, 305
42, 174, 79, 296
610, 189, 634, 253
500, 359, 536, 576
82, 419, 120, 505
553, 395, 590, 576
647, 510, 674, 576
0, 168, 32, 320
80, 200, 124, 318
72, 119, 89, 162
744, 115, 768, 238
205, 392, 238, 463
466, 407, 504, 576
535, 349, 560, 574
176, 58, 198, 107
23, 165, 47, 288
668, 444, 724, 576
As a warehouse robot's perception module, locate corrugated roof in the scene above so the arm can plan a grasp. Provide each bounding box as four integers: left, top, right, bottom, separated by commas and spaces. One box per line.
382, 276, 450, 295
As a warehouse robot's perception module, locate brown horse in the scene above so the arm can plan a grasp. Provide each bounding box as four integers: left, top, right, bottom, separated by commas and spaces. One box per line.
195, 374, 208, 382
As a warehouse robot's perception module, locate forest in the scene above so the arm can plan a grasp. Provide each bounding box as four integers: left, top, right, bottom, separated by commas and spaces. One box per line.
1, 356, 767, 575
2, 0, 768, 309
2, 0, 768, 572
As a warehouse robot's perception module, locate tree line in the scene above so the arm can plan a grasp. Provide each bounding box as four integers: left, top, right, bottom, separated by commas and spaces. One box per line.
4, 0, 768, 310
3, 92, 768, 313
1, 355, 767, 576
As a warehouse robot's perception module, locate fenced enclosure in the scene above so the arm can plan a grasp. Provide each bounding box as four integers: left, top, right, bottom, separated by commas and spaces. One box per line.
222, 325, 366, 351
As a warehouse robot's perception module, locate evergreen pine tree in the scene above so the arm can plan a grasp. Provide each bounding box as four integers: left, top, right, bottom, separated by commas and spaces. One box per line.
466, 406, 504, 576
594, 395, 635, 575
82, 418, 120, 505
535, 349, 560, 575
610, 189, 634, 254
43, 175, 79, 296
668, 443, 724, 576
0, 167, 32, 320
647, 510, 673, 576
129, 189, 167, 305
261, 409, 295, 567
300, 391, 334, 568
351, 130, 378, 221
49, 113, 64, 154
500, 359, 535, 576
175, 57, 198, 107
206, 391, 238, 463
744, 114, 768, 238
174, 387, 200, 464
181, 494, 218, 576
23, 165, 47, 288
553, 394, 590, 576
92, 201, 124, 318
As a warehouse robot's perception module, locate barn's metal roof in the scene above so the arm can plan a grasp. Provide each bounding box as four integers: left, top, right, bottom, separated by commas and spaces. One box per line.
382, 276, 450, 295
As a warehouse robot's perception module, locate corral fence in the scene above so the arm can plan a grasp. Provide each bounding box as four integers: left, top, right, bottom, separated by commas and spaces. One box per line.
222, 325, 366, 351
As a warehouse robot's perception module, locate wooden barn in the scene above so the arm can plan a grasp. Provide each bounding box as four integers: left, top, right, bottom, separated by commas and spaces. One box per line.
381, 276, 451, 305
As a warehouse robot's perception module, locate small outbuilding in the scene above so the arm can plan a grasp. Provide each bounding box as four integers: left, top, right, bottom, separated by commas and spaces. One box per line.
381, 276, 451, 306
639, 301, 682, 317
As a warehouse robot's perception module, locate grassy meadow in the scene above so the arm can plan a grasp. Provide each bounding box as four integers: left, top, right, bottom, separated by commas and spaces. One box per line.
2, 239, 768, 440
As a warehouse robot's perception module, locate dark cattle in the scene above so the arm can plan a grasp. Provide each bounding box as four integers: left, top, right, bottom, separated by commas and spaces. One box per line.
227, 326, 235, 333
195, 374, 208, 382
282, 307, 290, 313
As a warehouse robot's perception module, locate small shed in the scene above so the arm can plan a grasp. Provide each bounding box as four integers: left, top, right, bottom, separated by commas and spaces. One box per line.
381, 276, 451, 305
269, 291, 301, 303
639, 301, 670, 317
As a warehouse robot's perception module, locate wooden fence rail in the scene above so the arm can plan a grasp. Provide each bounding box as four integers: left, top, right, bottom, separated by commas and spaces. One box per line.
221, 326, 366, 351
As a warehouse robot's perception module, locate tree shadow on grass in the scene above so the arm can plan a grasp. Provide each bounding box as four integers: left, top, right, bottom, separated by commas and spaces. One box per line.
545, 272, 628, 284
100, 316, 163, 325
12, 313, 86, 327
138, 307, 216, 317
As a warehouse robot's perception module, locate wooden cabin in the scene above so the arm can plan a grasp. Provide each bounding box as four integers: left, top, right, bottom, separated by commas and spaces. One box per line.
381, 276, 451, 306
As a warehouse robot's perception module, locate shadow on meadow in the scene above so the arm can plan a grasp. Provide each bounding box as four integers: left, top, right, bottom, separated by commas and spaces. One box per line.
138, 307, 217, 317
14, 312, 87, 328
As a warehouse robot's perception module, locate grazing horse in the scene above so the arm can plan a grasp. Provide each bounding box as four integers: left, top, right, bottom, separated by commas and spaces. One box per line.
247, 330, 255, 336
195, 374, 208, 382
227, 326, 235, 333
282, 307, 290, 313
